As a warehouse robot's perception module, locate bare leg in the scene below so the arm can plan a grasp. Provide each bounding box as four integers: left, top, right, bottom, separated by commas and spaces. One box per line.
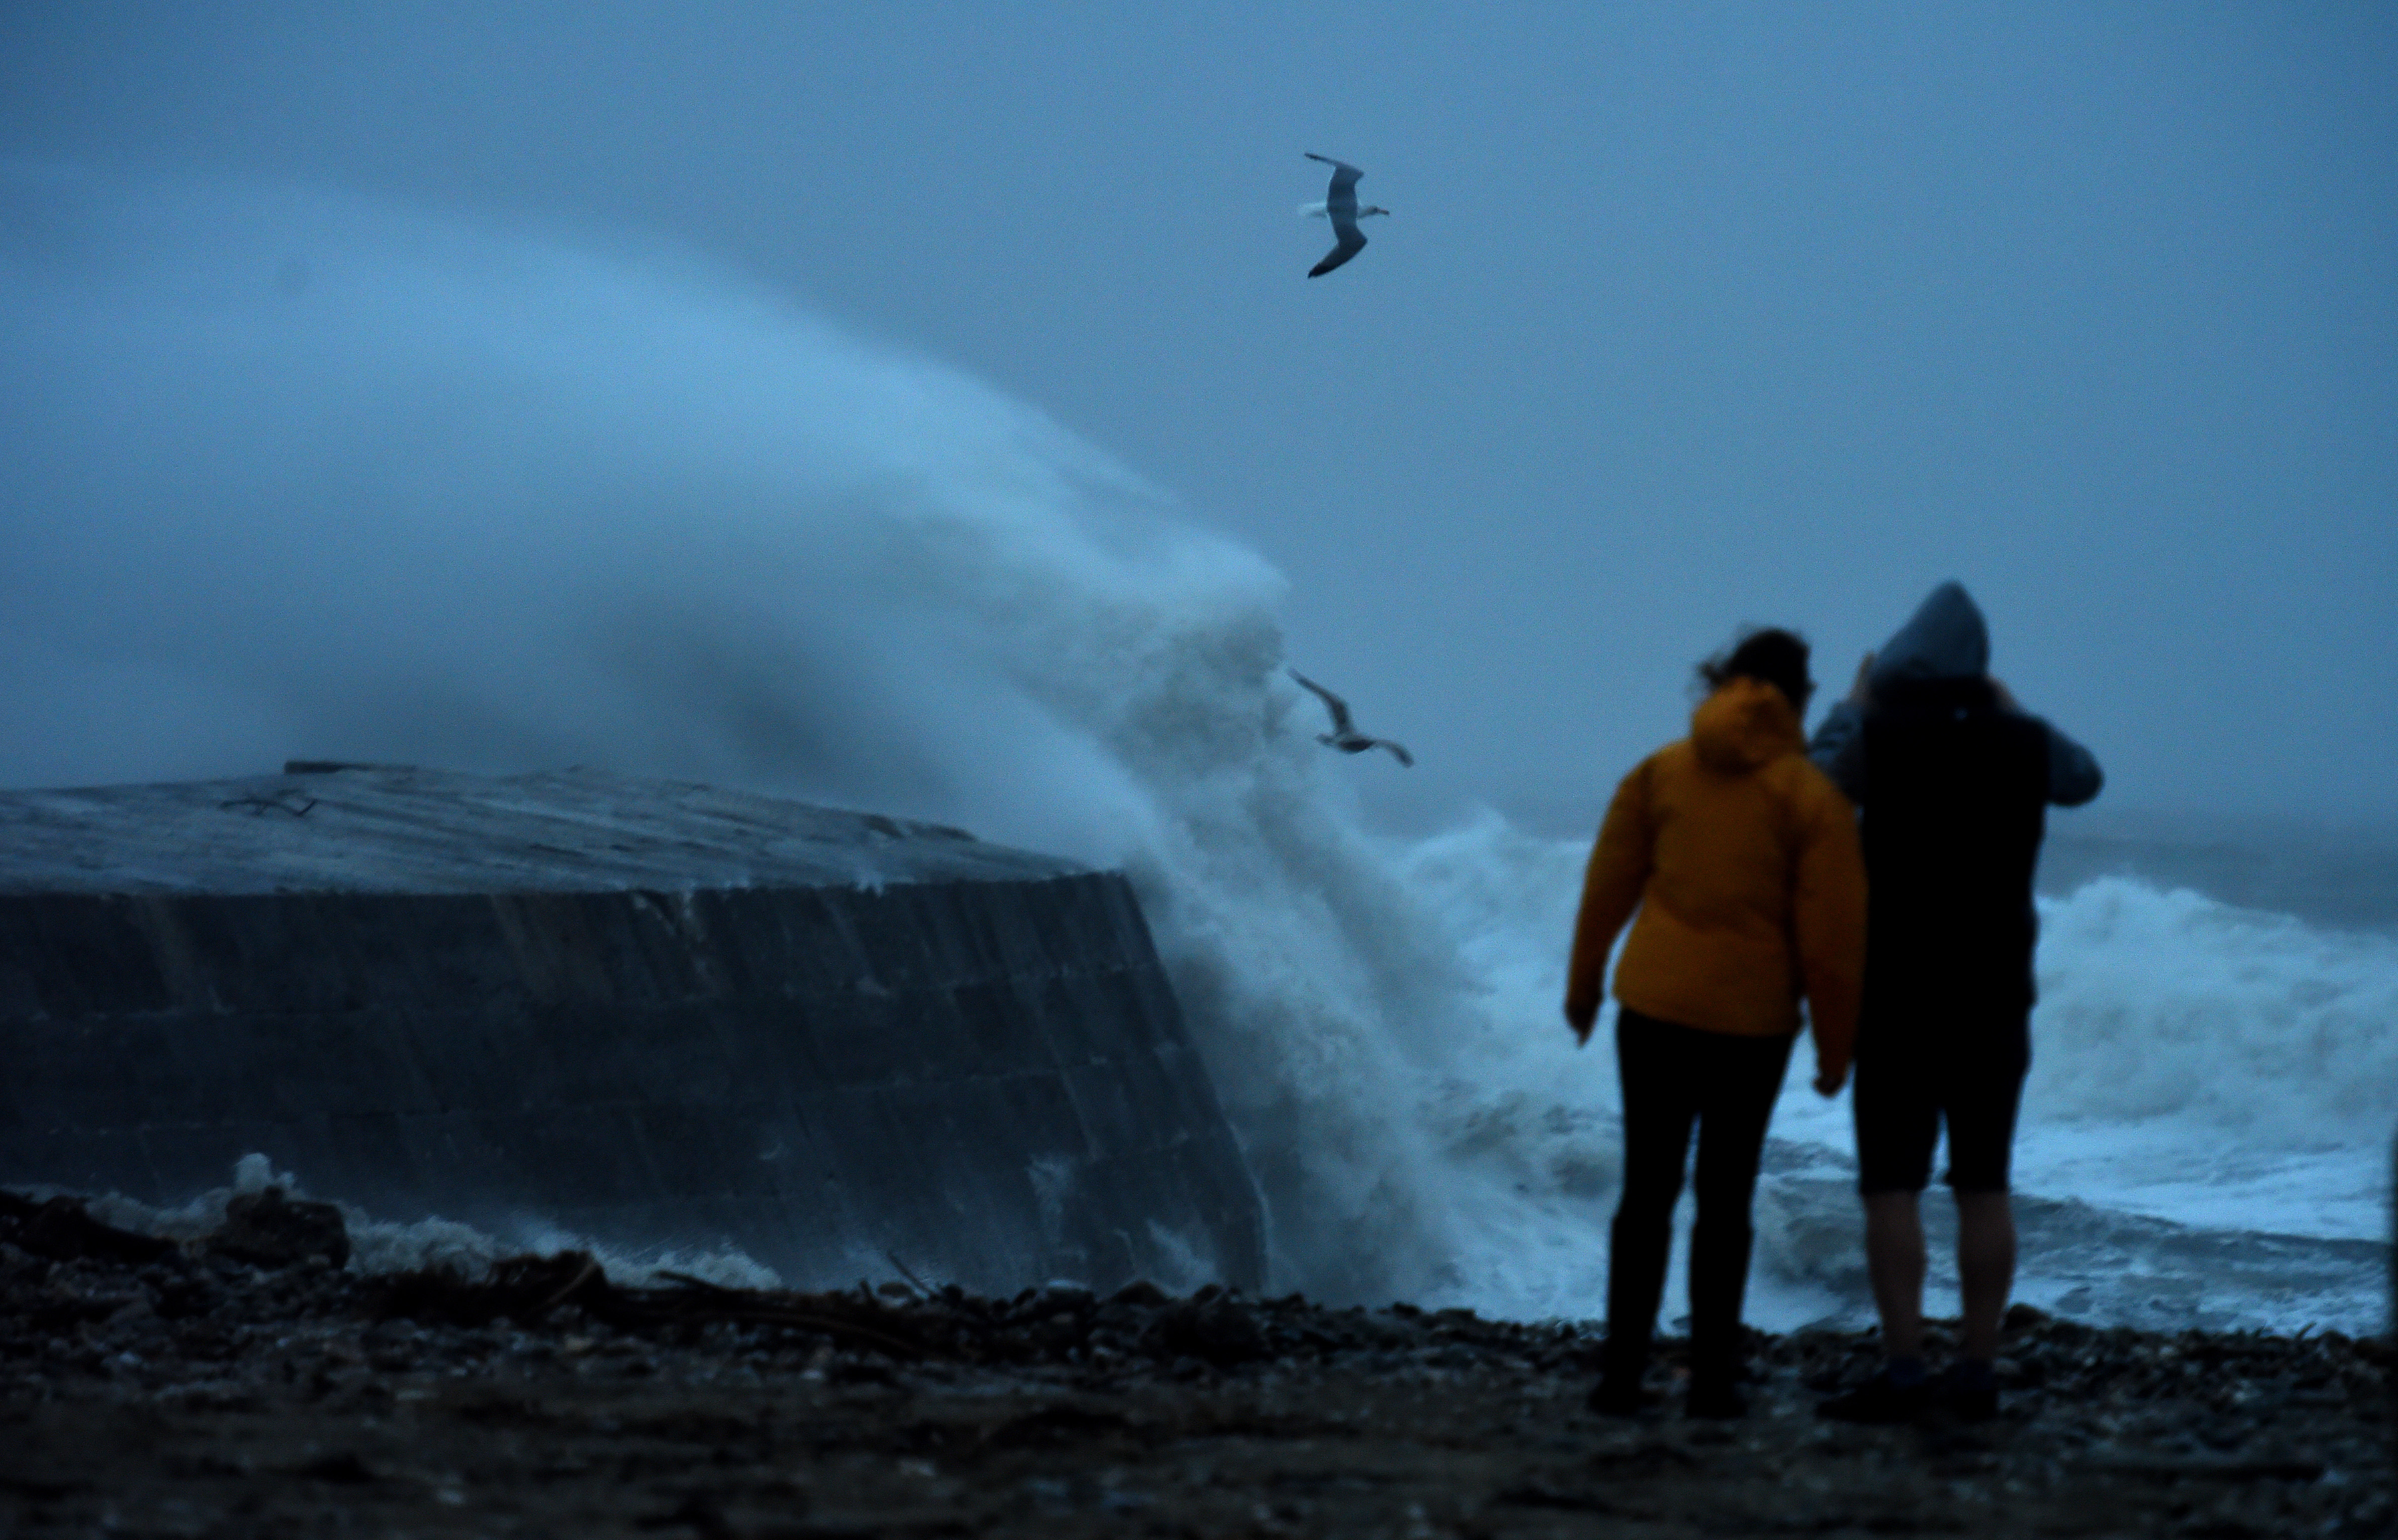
1863, 1191, 1926, 1360
1954, 1190, 2016, 1362
1818, 1190, 1938, 1420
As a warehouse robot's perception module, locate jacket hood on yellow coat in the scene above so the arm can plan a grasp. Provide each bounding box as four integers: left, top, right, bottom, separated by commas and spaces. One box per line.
1565, 677, 1867, 1078
1690, 675, 1807, 774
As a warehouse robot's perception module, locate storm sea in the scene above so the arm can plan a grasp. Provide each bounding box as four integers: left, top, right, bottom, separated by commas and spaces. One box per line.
7, 168, 2391, 1335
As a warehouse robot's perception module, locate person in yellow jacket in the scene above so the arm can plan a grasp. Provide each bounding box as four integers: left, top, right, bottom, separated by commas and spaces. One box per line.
1565, 626, 1867, 1418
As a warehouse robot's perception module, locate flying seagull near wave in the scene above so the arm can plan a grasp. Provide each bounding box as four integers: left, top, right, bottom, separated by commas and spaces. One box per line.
1301, 153, 1389, 278
1290, 669, 1413, 766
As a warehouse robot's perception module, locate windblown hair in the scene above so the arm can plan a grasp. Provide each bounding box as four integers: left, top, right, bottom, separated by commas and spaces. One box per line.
1697, 627, 1814, 715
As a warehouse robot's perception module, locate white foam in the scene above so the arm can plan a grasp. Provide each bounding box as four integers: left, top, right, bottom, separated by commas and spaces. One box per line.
2030, 878, 2398, 1141
69, 1155, 783, 1286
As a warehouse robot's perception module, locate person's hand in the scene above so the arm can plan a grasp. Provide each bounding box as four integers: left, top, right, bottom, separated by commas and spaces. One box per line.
1846, 652, 1875, 708
1564, 998, 1599, 1047
1989, 676, 2019, 711
1813, 1065, 1848, 1097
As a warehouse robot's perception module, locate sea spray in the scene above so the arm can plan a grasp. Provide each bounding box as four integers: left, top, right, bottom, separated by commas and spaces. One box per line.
0, 166, 1550, 1308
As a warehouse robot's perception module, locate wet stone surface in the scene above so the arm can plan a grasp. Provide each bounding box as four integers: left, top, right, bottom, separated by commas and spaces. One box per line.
1, 1191, 2390, 1538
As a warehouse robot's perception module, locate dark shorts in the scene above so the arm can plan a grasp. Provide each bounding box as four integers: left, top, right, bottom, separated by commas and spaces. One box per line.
1852, 1008, 2031, 1194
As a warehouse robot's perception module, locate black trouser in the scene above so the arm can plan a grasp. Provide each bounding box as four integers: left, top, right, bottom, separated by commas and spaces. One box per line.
1604, 1009, 1796, 1380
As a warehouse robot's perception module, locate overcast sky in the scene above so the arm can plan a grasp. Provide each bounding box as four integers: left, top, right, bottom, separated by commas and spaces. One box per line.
3, 3, 2392, 832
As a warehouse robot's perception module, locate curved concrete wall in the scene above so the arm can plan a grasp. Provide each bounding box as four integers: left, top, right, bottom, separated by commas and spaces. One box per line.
0, 767, 1265, 1293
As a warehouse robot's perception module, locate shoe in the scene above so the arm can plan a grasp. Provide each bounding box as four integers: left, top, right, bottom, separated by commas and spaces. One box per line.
1587, 1373, 1649, 1416
1685, 1376, 1748, 1419
1816, 1367, 1932, 1424
1939, 1360, 1999, 1422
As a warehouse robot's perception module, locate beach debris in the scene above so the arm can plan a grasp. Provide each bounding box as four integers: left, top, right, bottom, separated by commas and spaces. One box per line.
211, 1187, 351, 1271
0, 1191, 175, 1266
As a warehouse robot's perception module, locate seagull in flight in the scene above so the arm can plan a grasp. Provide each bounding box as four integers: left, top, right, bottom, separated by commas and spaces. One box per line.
1290, 669, 1413, 766
1301, 153, 1389, 278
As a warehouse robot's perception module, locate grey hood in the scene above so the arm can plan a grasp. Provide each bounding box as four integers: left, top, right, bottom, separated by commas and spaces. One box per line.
1869, 581, 1990, 687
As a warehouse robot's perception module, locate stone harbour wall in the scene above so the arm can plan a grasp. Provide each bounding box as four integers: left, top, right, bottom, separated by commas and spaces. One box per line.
0, 768, 1266, 1293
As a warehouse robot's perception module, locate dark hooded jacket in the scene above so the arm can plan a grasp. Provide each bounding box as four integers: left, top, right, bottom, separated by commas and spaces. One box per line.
1809, 583, 2103, 1012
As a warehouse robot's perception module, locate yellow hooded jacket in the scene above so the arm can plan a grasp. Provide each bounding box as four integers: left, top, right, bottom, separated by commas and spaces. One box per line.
1566, 676, 1867, 1081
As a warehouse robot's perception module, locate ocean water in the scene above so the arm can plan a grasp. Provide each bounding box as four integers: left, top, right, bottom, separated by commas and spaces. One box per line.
1387, 815, 2398, 1335
4, 169, 2390, 1332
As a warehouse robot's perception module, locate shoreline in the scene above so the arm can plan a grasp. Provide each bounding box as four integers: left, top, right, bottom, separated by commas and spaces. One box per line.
4, 1189, 2390, 1537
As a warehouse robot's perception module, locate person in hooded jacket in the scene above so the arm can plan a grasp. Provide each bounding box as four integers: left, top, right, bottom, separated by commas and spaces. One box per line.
1808, 582, 2102, 1424
1566, 627, 1866, 1418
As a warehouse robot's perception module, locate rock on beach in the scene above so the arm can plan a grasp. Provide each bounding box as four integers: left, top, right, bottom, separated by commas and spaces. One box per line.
0, 1189, 2389, 1537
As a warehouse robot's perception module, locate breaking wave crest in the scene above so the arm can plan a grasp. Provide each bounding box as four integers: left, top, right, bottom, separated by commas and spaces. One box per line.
2030, 877, 2398, 1140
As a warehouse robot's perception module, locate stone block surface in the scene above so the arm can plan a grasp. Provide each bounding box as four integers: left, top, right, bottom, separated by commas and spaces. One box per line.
0, 766, 1264, 1292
